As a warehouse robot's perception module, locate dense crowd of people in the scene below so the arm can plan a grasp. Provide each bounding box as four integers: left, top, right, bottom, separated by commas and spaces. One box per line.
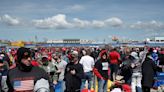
0, 46, 164, 92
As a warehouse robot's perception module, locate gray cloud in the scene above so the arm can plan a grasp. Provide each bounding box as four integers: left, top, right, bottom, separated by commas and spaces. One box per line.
32, 14, 123, 29
32, 14, 72, 29
92, 20, 105, 28
0, 14, 20, 26
130, 20, 164, 30
72, 18, 91, 28
104, 17, 123, 27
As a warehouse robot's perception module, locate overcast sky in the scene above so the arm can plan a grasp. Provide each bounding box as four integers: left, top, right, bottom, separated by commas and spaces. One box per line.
0, 0, 164, 42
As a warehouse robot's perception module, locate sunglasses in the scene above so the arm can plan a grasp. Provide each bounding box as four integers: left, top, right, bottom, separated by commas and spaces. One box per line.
22, 55, 31, 59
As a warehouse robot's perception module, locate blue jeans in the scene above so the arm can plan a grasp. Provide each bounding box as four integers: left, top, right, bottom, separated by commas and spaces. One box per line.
98, 78, 107, 92
54, 81, 65, 92
81, 71, 93, 89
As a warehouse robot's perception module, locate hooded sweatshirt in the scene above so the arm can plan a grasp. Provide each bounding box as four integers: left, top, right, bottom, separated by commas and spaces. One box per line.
93, 50, 110, 80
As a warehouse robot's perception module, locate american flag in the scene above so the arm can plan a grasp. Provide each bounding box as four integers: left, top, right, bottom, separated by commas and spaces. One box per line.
14, 80, 34, 91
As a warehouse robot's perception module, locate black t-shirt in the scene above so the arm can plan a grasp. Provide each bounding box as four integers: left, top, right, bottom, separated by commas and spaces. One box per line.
7, 66, 52, 92
64, 62, 84, 91
94, 59, 109, 79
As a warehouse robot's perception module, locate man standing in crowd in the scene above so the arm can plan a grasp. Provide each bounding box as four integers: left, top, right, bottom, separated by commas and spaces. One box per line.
130, 51, 142, 92
79, 49, 95, 90
6, 47, 54, 92
40, 55, 51, 73
40, 54, 59, 91
141, 48, 161, 92
109, 48, 121, 81
51, 52, 67, 92
64, 50, 84, 92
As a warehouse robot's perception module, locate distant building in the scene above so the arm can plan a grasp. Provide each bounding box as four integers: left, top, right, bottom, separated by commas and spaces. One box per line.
46, 39, 96, 44
80, 39, 96, 44
47, 40, 63, 43
154, 37, 164, 42
63, 39, 80, 44
149, 37, 164, 42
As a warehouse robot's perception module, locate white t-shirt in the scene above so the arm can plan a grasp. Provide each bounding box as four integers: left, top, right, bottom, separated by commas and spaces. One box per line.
102, 62, 109, 70
79, 55, 95, 73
